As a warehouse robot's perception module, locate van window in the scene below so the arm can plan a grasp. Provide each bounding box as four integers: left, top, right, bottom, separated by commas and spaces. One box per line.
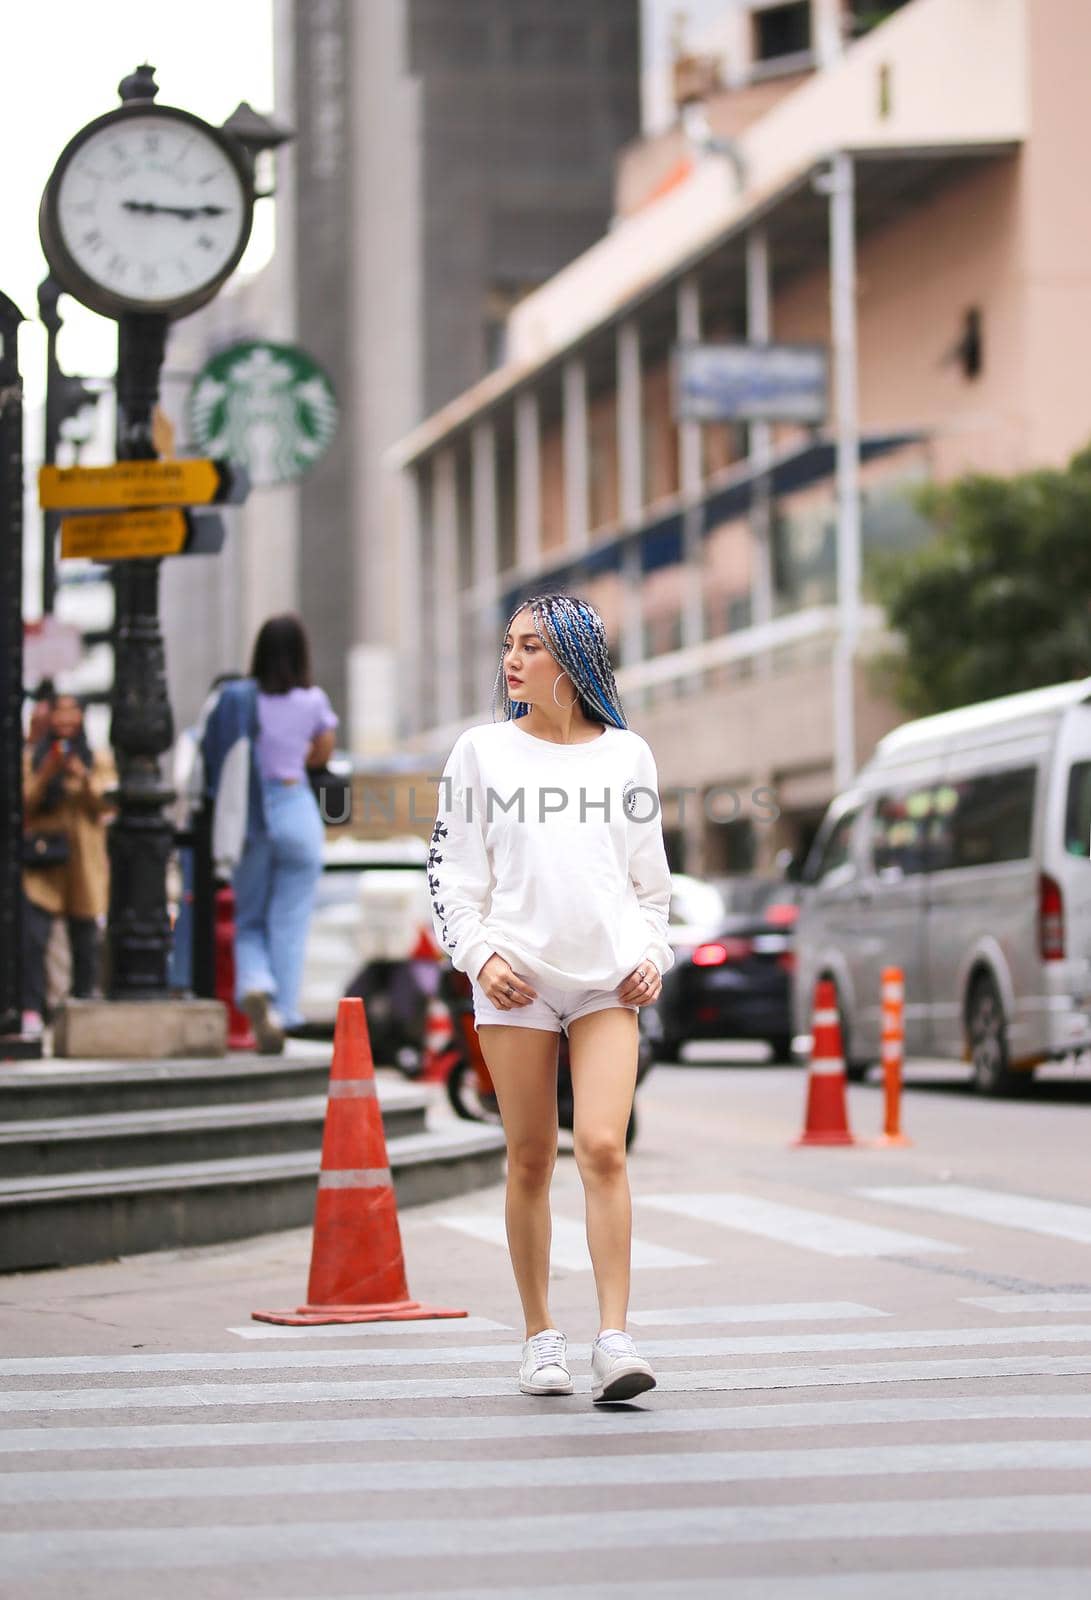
934, 767, 1037, 869
872, 785, 942, 876
1064, 761, 1091, 857
804, 806, 859, 883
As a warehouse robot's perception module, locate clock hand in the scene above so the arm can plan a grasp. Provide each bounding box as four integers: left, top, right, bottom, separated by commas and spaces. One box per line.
122, 201, 229, 220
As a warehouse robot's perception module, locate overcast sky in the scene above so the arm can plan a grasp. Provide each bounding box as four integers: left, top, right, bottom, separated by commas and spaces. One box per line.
1, 0, 275, 410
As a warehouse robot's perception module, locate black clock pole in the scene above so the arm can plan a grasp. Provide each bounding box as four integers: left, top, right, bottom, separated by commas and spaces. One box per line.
105, 66, 175, 998
107, 312, 174, 998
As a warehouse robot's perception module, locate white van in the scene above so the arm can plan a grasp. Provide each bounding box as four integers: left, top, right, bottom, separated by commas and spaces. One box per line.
794, 678, 1091, 1094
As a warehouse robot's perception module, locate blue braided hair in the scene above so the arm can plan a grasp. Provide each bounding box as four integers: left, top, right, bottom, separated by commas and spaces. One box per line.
491, 592, 628, 729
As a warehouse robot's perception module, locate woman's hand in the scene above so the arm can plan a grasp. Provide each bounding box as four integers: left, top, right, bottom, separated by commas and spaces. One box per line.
479, 954, 538, 1010
618, 959, 662, 1007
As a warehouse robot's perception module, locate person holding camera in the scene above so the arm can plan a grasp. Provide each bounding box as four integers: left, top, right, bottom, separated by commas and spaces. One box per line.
21, 692, 115, 1035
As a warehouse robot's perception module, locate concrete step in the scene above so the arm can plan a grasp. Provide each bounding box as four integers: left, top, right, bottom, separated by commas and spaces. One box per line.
0, 1121, 507, 1273
0, 1084, 427, 1177
0, 1052, 350, 1120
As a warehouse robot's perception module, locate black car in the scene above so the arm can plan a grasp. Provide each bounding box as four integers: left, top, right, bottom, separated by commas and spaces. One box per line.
656, 880, 801, 1063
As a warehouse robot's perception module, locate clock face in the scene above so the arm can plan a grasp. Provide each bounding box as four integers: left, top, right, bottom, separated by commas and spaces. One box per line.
43, 107, 253, 319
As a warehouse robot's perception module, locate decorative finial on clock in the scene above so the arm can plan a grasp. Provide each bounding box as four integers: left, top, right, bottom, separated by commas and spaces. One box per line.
118, 64, 159, 104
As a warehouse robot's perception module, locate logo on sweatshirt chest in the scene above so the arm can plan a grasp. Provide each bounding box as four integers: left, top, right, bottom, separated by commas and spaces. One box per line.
622, 779, 640, 820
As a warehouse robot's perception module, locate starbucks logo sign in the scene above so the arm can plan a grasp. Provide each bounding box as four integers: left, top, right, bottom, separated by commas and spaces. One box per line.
189, 340, 338, 488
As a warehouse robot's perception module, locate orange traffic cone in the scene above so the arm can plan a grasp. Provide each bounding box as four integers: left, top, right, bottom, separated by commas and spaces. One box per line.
794, 978, 856, 1147
252, 997, 466, 1325
874, 965, 912, 1148
409, 925, 442, 961
418, 997, 456, 1082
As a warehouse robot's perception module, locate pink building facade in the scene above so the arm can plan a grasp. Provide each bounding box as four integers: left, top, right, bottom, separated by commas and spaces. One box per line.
390, 0, 1091, 875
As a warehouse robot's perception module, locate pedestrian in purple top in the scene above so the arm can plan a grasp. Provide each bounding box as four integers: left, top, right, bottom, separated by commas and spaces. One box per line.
233, 614, 338, 1053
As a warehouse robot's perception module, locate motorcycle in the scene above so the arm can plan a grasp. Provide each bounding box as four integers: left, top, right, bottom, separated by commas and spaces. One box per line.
341, 955, 443, 1077
436, 966, 656, 1149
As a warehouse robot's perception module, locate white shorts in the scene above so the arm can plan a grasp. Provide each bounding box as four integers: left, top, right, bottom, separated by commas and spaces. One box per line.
471, 971, 637, 1035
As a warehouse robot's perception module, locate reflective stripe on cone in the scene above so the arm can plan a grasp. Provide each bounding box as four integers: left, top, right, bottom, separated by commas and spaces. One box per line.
794, 977, 856, 1147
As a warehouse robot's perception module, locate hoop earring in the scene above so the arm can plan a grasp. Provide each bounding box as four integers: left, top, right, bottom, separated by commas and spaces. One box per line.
552, 673, 576, 710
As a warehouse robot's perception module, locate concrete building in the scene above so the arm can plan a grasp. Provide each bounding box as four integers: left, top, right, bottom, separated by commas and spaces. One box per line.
390, 0, 1090, 875
290, 0, 642, 750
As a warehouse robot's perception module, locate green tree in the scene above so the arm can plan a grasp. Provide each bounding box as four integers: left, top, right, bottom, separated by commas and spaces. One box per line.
871, 447, 1091, 717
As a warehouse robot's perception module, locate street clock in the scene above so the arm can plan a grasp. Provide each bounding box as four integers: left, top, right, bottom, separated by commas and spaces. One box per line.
39, 100, 254, 322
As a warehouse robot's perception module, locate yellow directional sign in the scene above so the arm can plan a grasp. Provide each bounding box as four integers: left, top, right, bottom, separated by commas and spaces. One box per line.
40, 458, 244, 511
60, 509, 189, 561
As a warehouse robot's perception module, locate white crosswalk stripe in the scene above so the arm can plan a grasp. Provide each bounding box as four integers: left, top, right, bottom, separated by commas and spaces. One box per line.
964, 1294, 1091, 1314
439, 1211, 708, 1268
4, 1322, 1091, 1377
5, 1438, 1091, 1503
638, 1192, 963, 1255
627, 1300, 890, 1326
4, 1353, 1091, 1411
2, 1391, 1089, 1455
363, 1579, 1091, 1600
4, 1310, 1090, 1593
861, 1184, 1091, 1244
2, 1496, 1091, 1574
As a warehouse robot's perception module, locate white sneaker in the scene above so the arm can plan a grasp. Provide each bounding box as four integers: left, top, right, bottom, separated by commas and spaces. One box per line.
240, 991, 285, 1055
591, 1329, 657, 1403
519, 1328, 574, 1396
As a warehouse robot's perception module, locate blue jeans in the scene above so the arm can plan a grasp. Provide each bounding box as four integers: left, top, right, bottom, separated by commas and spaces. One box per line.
232, 779, 324, 1027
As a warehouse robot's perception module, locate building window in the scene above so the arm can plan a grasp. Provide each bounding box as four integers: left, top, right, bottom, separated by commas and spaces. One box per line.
704, 816, 756, 875
753, 2, 811, 63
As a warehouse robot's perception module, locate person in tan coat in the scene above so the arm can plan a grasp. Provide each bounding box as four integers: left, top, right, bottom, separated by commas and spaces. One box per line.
22, 693, 115, 1030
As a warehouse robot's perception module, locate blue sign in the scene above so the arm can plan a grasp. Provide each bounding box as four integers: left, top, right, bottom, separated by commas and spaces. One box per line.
673, 343, 828, 424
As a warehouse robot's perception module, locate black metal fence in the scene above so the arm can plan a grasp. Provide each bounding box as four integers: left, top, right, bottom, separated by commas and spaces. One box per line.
0, 293, 25, 1038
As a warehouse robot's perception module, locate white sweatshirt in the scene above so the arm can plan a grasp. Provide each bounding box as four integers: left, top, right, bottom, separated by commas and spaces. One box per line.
428, 719, 675, 992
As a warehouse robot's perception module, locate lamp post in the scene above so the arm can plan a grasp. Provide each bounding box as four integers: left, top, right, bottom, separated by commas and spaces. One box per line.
220, 101, 295, 195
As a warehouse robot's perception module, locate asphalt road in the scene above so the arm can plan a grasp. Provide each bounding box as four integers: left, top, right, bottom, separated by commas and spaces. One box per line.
2, 1056, 1090, 1599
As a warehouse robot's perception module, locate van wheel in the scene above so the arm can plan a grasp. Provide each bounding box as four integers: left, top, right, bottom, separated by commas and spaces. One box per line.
968, 974, 1022, 1096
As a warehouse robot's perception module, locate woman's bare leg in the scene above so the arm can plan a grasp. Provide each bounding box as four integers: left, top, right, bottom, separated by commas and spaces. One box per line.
567, 1007, 640, 1334
476, 1024, 560, 1337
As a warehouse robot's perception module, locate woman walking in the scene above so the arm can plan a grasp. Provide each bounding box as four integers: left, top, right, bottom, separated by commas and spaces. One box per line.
203, 615, 337, 1053
429, 593, 673, 1403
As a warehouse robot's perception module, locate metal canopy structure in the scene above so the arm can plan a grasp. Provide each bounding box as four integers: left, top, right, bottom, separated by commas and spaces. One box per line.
500, 428, 923, 614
